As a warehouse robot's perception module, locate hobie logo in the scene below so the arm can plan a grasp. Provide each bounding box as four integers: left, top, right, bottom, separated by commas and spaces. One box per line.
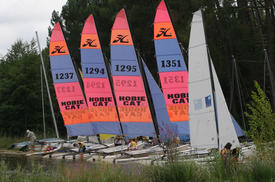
111, 30, 133, 45
156, 28, 172, 38
50, 41, 69, 56
82, 39, 97, 47
112, 34, 129, 43
51, 46, 66, 54
154, 23, 176, 40
81, 34, 101, 49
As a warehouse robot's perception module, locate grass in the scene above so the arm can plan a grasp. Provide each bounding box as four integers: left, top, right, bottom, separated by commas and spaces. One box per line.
0, 153, 274, 182
0, 160, 149, 182
0, 135, 25, 149
147, 156, 275, 182
1, 134, 274, 182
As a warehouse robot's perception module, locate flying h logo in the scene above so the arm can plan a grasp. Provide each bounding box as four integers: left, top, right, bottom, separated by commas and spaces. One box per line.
154, 23, 176, 40
82, 39, 97, 47
51, 46, 66, 54
112, 34, 129, 43
81, 34, 101, 49
156, 28, 172, 38
50, 41, 69, 56
111, 30, 133, 45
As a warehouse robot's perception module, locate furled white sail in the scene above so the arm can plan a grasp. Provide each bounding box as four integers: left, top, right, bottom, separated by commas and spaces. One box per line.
210, 59, 240, 150
188, 10, 218, 149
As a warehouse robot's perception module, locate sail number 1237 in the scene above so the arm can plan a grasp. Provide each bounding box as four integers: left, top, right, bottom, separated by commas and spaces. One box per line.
56, 72, 74, 80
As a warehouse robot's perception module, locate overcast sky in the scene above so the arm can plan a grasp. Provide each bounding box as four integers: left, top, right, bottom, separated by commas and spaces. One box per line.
0, 0, 67, 57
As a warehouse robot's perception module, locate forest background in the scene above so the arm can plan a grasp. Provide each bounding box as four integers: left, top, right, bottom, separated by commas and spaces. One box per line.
0, 0, 274, 137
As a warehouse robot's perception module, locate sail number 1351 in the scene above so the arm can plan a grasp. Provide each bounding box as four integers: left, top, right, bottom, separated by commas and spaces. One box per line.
161, 60, 181, 68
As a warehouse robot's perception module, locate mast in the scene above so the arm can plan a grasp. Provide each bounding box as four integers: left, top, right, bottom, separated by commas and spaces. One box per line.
201, 11, 220, 150
252, 0, 275, 109
35, 31, 59, 138
232, 55, 246, 131
102, 54, 125, 137
124, 7, 160, 140
207, 49, 220, 150
40, 65, 46, 138
137, 52, 160, 142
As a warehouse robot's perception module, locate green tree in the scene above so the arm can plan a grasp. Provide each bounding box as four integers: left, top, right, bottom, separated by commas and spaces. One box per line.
0, 40, 65, 137
245, 81, 275, 143
4, 39, 37, 63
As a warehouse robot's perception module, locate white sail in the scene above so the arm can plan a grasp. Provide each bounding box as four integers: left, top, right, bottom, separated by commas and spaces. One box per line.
188, 10, 218, 149
210, 59, 240, 149
189, 10, 240, 150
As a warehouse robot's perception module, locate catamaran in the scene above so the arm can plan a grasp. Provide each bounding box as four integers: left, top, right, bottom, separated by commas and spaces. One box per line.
80, 14, 122, 135
110, 9, 172, 140
153, 0, 189, 141
188, 10, 240, 151
49, 22, 93, 137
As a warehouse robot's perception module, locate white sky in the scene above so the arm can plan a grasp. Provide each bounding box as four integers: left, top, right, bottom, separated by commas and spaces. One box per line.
0, 0, 67, 57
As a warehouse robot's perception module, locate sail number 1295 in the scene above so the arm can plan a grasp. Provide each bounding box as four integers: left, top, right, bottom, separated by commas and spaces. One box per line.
115, 65, 137, 72
161, 59, 181, 68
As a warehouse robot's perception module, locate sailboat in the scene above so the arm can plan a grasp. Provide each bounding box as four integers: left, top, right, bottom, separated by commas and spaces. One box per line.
80, 14, 122, 135
49, 22, 93, 137
110, 9, 173, 140
188, 10, 240, 150
153, 0, 189, 140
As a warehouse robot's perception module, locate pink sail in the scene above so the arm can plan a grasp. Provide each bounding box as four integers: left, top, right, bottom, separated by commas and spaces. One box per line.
80, 14, 121, 134
49, 22, 93, 136
110, 9, 156, 137
154, 0, 189, 140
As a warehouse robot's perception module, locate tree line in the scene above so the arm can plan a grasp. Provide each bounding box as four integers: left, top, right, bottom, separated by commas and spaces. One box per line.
0, 0, 274, 137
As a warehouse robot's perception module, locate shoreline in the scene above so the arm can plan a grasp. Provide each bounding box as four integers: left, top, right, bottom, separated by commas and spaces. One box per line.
0, 149, 33, 156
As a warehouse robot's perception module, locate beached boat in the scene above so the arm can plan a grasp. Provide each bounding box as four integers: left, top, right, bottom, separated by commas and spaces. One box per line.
25, 143, 62, 156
